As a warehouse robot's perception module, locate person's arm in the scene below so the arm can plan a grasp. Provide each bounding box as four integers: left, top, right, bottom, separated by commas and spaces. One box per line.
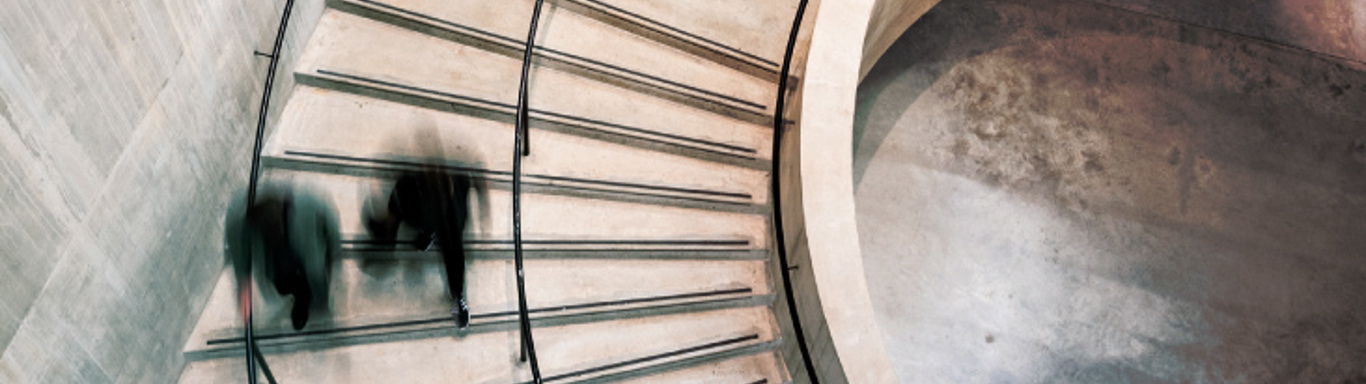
224, 189, 254, 321
238, 280, 252, 320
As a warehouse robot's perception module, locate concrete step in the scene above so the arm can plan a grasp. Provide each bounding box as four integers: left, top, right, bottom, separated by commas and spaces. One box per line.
266, 86, 770, 212
553, 0, 798, 83
327, 0, 777, 125
557, 0, 799, 80
297, 10, 774, 134
178, 306, 780, 383
185, 250, 770, 357
610, 351, 787, 384
258, 170, 770, 247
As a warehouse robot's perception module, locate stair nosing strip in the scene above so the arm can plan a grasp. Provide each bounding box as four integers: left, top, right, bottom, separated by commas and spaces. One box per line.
568, 0, 780, 68
340, 249, 769, 261
550, 339, 782, 384
541, 334, 762, 383
310, 69, 762, 156
278, 149, 754, 200
351, 0, 520, 46
202, 289, 757, 346
341, 0, 770, 112
268, 153, 758, 208
341, 239, 752, 246
185, 294, 775, 362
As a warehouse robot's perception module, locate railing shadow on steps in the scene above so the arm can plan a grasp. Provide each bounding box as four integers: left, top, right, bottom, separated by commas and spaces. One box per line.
241, 0, 298, 382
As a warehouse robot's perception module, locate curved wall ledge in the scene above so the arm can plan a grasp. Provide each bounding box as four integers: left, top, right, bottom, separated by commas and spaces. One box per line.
776, 0, 939, 382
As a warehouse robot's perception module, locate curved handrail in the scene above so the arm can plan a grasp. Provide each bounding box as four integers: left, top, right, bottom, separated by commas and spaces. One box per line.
243, 0, 298, 383
512, 0, 548, 382
770, 0, 817, 383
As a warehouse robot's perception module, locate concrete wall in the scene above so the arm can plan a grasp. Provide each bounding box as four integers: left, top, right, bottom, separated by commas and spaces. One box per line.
774, 0, 909, 382
0, 0, 322, 382
1088, 0, 1366, 64
854, 0, 1366, 382
860, 0, 942, 80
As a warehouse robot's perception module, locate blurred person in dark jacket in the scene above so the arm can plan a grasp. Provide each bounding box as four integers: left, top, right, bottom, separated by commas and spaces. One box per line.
360, 125, 487, 330
224, 183, 340, 331
364, 168, 478, 329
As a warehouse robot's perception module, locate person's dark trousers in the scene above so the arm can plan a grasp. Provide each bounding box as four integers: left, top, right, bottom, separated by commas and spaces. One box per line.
271, 251, 312, 330
434, 175, 470, 321
373, 172, 473, 327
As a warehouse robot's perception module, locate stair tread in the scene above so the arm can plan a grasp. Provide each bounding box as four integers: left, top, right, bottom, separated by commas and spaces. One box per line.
613, 352, 786, 384
258, 169, 769, 244
185, 250, 771, 354
345, 0, 776, 105
267, 87, 771, 206
299, 10, 774, 128
566, 0, 798, 66
179, 306, 777, 383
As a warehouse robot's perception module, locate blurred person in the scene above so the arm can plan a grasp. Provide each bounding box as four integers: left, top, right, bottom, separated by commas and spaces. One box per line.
362, 126, 487, 329
364, 168, 478, 329
224, 183, 340, 331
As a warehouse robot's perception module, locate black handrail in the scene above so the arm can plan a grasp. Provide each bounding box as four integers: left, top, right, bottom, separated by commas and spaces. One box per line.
243, 0, 297, 383
770, 0, 818, 383
252, 344, 279, 384
512, 0, 548, 382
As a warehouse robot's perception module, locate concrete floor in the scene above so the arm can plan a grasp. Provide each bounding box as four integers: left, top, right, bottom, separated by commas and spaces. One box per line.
852, 0, 1366, 382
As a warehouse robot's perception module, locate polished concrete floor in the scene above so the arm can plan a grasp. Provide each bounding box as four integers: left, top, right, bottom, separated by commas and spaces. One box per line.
853, 0, 1366, 382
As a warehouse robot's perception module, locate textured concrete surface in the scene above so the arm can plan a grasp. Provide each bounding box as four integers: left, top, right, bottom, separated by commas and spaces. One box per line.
1088, 0, 1366, 64
0, 0, 323, 382
861, 0, 944, 79
854, 0, 1366, 382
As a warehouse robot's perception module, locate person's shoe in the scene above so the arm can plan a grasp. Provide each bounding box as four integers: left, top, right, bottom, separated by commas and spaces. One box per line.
451, 299, 470, 329
291, 296, 311, 331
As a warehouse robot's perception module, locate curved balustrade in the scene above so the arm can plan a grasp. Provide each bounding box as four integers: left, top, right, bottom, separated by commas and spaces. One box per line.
510, 0, 549, 382
242, 0, 299, 383
769, 0, 818, 382
771, 0, 941, 382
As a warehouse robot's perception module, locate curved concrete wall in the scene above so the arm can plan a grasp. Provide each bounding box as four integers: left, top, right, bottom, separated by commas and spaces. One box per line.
774, 0, 938, 382
853, 0, 1366, 382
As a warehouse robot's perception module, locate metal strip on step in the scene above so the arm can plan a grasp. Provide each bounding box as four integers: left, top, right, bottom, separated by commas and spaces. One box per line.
342, 0, 770, 112
569, 0, 779, 68
539, 334, 762, 383
311, 69, 760, 156
279, 149, 753, 200
205, 288, 755, 346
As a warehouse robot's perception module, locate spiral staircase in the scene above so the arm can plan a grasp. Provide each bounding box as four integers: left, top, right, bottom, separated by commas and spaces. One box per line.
177, 0, 805, 382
